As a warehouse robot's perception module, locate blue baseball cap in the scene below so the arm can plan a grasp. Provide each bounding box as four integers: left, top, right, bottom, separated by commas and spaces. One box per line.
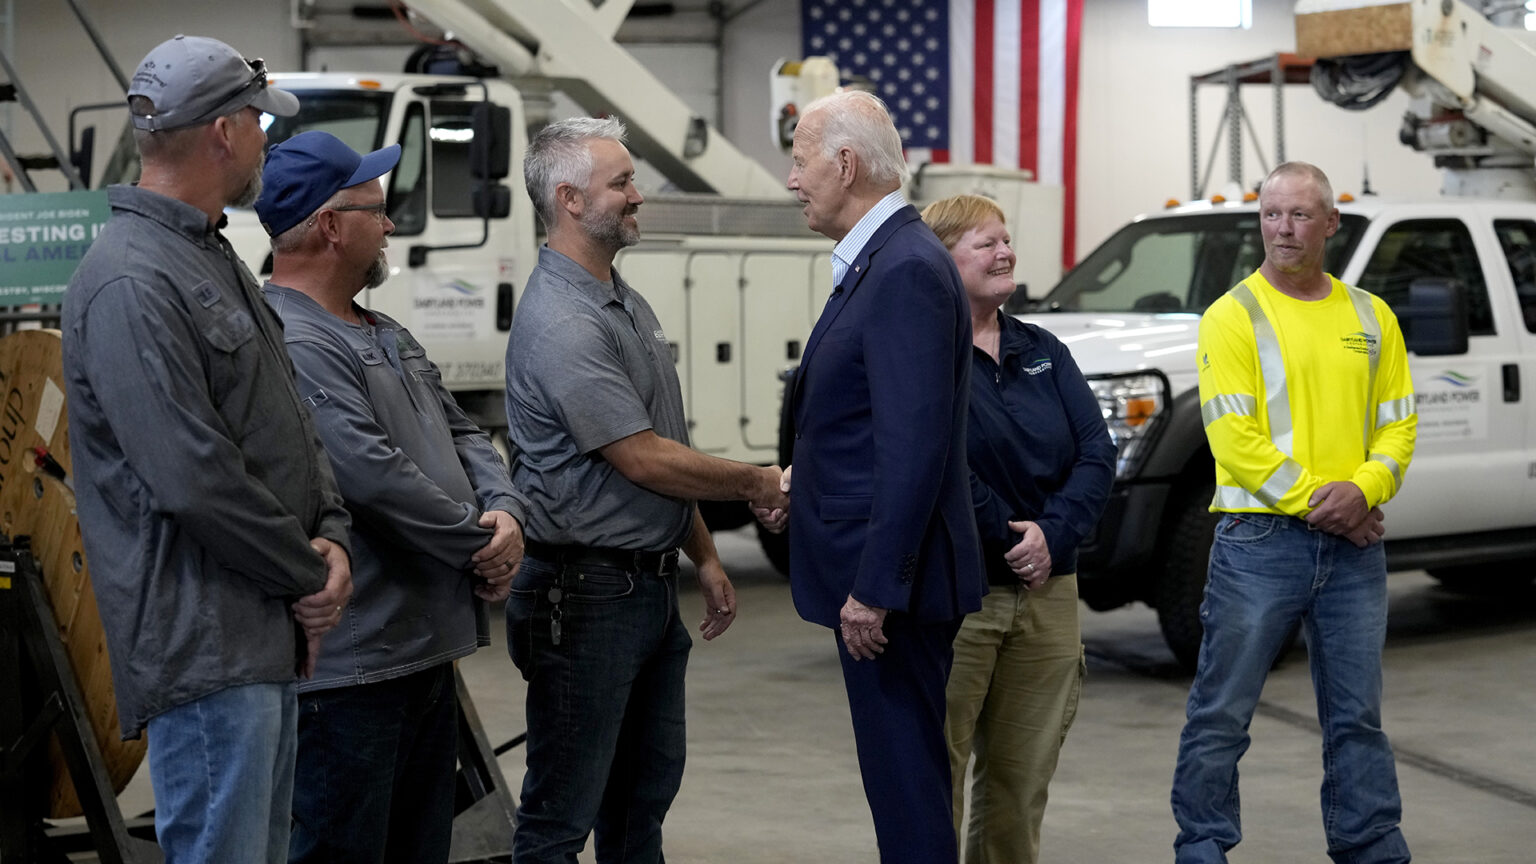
255, 131, 401, 236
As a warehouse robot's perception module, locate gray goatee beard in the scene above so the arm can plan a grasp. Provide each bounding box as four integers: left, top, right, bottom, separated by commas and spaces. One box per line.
364, 252, 390, 289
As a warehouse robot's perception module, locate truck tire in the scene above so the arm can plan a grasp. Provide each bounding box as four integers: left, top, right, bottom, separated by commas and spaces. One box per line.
1155, 485, 1219, 672
757, 365, 797, 578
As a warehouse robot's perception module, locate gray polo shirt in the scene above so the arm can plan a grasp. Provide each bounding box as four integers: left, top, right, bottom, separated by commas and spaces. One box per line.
505, 245, 692, 550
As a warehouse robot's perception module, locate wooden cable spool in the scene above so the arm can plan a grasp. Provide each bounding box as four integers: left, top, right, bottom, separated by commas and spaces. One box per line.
0, 329, 145, 818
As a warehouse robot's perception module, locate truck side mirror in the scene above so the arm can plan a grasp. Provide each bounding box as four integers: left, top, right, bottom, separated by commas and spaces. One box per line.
1398, 277, 1469, 356
474, 184, 511, 219
471, 103, 511, 180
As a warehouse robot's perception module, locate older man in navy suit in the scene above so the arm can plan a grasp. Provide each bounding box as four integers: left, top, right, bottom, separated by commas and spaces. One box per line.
784, 90, 986, 863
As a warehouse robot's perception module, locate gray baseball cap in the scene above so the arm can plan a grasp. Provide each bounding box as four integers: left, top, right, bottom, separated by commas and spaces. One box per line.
128, 35, 299, 132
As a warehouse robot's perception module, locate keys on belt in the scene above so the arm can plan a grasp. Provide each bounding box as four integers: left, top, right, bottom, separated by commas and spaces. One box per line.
526, 543, 681, 647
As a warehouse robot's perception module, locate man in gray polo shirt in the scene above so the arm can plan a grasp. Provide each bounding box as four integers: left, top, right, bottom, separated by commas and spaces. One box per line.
504, 117, 789, 863
62, 36, 351, 864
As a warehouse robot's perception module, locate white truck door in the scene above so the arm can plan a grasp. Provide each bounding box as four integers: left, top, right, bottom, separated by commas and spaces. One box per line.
1346, 215, 1526, 537
1485, 215, 1536, 520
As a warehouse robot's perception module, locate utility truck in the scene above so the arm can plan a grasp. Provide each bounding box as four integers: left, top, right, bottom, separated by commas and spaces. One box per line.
1029, 0, 1536, 668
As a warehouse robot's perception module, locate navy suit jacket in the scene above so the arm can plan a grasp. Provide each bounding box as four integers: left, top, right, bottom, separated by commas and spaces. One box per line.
787, 204, 986, 629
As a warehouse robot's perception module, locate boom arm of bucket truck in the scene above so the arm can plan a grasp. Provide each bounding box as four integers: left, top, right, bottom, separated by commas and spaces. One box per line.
403, 0, 790, 198
1298, 0, 1536, 194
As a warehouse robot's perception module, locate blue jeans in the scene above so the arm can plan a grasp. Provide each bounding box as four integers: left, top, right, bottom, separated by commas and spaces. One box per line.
146, 681, 298, 864
505, 554, 692, 864
1171, 513, 1410, 864
288, 663, 460, 864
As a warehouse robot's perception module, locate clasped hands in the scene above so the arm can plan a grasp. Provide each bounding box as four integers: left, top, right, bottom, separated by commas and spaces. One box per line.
469, 509, 525, 602
291, 536, 352, 679
1305, 481, 1385, 548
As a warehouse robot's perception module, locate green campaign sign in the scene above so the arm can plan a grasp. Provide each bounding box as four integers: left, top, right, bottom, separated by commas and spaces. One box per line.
0, 190, 110, 306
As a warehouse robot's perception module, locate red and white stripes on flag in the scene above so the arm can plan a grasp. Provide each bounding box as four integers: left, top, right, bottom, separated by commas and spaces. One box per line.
801, 0, 1083, 269
933, 0, 1082, 269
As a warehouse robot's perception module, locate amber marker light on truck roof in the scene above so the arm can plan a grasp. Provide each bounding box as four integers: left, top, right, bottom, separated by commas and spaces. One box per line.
1165, 198, 1181, 208
1338, 192, 1355, 202
1210, 194, 1226, 203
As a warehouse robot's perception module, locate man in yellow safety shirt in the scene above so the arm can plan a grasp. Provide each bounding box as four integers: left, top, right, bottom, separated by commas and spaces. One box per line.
1170, 161, 1416, 864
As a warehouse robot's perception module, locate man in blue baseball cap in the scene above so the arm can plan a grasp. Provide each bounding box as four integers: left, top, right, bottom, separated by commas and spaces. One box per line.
256, 131, 530, 864
65, 36, 350, 864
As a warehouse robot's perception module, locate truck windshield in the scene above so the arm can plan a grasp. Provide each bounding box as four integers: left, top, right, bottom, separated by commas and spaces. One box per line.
261, 90, 391, 153
97, 90, 391, 189
1041, 212, 1366, 315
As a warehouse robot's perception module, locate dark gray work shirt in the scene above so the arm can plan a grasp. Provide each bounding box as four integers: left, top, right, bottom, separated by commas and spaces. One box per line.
61, 185, 351, 738
505, 246, 692, 550
264, 284, 530, 691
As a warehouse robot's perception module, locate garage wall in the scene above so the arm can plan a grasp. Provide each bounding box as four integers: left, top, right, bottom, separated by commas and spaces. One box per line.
4, 0, 1449, 263
3, 0, 299, 193
1077, 0, 1440, 261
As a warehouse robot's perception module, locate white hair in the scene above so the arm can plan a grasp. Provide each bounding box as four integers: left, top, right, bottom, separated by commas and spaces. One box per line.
802, 90, 909, 187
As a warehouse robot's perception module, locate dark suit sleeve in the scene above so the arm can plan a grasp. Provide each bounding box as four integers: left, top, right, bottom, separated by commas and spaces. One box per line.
852, 253, 961, 610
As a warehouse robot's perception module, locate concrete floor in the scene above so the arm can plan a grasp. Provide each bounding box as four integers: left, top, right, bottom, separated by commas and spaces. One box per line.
77, 526, 1536, 862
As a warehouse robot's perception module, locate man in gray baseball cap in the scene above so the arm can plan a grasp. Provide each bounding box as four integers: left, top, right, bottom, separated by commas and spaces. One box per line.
63, 34, 349, 864
128, 34, 298, 132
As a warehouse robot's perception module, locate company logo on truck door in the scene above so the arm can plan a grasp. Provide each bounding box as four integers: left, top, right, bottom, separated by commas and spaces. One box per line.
1432, 370, 1475, 387
1415, 369, 1486, 441
413, 280, 487, 341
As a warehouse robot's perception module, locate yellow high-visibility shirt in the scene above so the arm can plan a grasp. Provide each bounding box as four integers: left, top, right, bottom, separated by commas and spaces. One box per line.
1197, 270, 1417, 516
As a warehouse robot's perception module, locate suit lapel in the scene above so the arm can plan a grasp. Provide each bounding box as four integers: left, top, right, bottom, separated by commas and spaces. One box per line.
796, 205, 922, 397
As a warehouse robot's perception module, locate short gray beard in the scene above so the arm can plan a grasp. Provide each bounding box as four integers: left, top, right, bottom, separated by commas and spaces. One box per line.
364, 252, 390, 289
231, 157, 264, 209
581, 204, 640, 250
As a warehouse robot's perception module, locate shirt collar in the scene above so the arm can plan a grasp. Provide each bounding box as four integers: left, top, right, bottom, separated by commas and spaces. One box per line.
831, 190, 908, 284
107, 184, 227, 246
536, 244, 627, 307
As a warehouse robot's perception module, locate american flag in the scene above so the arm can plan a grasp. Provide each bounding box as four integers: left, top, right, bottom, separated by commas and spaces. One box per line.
801, 0, 1083, 268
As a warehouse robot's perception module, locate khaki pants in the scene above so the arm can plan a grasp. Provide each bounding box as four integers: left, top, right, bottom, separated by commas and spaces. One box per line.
945, 574, 1086, 864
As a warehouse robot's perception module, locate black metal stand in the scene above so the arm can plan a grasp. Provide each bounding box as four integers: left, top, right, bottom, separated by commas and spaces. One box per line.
1, 532, 520, 863
449, 669, 519, 863
0, 538, 160, 864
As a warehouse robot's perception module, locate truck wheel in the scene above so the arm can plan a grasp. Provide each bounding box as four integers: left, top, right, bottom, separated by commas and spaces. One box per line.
756, 521, 791, 576
1428, 562, 1536, 595
1155, 487, 1219, 672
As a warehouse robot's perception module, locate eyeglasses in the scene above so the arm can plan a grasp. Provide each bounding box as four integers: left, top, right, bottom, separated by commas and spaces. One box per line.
329, 202, 390, 224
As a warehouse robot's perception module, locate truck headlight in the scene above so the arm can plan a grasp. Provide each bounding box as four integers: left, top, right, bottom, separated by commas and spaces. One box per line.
1088, 372, 1168, 480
